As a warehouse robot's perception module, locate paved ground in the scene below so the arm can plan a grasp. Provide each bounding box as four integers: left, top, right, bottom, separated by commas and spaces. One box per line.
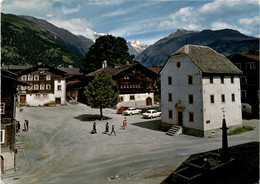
2, 103, 259, 184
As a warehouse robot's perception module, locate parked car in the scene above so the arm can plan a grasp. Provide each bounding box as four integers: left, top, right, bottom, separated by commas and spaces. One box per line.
143, 109, 161, 118
117, 106, 128, 114
122, 107, 142, 115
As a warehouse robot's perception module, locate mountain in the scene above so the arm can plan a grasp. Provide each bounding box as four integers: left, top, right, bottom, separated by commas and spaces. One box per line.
127, 40, 148, 57
19, 15, 94, 57
1, 13, 88, 68
136, 29, 259, 67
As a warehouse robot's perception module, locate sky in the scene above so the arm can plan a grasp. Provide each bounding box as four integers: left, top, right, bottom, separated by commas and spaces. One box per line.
1, 0, 259, 45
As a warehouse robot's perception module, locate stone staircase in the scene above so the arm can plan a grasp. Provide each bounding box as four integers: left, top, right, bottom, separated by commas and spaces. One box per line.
15, 135, 24, 150
166, 125, 182, 136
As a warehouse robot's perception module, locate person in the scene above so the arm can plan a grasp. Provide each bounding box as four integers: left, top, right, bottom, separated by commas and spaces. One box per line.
201, 158, 211, 171
91, 122, 97, 134
105, 122, 109, 134
17, 121, 20, 132
25, 120, 29, 131
123, 117, 127, 130
23, 121, 27, 132
109, 124, 116, 136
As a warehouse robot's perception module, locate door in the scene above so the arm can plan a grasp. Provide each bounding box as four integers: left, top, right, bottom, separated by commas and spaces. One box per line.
20, 95, 26, 104
146, 98, 152, 106
55, 98, 61, 104
177, 111, 183, 126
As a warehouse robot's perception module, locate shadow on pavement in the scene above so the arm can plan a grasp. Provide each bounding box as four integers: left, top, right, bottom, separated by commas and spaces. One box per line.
132, 120, 166, 132
74, 114, 111, 121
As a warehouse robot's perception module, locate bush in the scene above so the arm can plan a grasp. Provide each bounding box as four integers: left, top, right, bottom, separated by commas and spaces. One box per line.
228, 126, 254, 136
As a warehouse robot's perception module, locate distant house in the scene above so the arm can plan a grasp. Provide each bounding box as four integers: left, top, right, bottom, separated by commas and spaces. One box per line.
16, 63, 67, 106
59, 67, 85, 102
228, 54, 259, 118
87, 61, 158, 108
1, 69, 28, 174
160, 45, 242, 137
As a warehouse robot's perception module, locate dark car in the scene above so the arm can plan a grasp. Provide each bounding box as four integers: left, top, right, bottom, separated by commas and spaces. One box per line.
117, 106, 128, 114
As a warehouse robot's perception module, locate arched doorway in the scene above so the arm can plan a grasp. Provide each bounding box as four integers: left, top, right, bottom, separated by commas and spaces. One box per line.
1, 156, 4, 174
146, 97, 152, 106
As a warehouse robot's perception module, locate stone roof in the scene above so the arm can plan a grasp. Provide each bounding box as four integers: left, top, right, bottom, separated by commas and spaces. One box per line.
59, 67, 84, 76
8, 65, 33, 70
148, 67, 162, 74
171, 45, 242, 75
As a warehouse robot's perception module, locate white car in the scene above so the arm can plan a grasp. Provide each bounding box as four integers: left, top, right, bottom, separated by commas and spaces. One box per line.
122, 107, 142, 115
143, 109, 161, 119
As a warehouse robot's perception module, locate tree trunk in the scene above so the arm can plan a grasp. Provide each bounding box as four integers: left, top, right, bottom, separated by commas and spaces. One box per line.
100, 106, 103, 120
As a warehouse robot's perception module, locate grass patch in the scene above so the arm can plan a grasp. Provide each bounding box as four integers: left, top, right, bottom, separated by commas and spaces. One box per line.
228, 126, 254, 136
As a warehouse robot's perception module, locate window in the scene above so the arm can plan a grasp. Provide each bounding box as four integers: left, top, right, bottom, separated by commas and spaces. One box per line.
206, 120, 210, 124
210, 76, 213, 84
1, 103, 5, 114
40, 75, 45, 81
28, 75, 33, 81
46, 84, 51, 90
176, 62, 181, 68
241, 76, 247, 84
188, 95, 194, 104
28, 84, 33, 90
189, 112, 194, 122
57, 85, 62, 91
188, 75, 193, 85
34, 75, 39, 81
34, 85, 39, 90
221, 94, 225, 103
1, 130, 5, 144
168, 76, 172, 85
58, 80, 61, 83
43, 94, 47, 98
21, 85, 27, 90
168, 93, 172, 102
22, 75, 27, 81
120, 97, 124, 101
221, 76, 224, 84
130, 95, 135, 100
246, 62, 256, 70
235, 63, 241, 69
232, 94, 235, 102
40, 84, 45, 90
231, 76, 234, 83
46, 75, 51, 80
36, 94, 41, 98
241, 90, 247, 98
168, 110, 173, 119
210, 95, 214, 103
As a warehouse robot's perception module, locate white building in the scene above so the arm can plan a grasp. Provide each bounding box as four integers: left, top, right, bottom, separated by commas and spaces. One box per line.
17, 63, 67, 106
160, 45, 243, 137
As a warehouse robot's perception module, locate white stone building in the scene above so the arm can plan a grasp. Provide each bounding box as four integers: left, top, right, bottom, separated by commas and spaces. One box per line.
17, 63, 67, 106
160, 45, 243, 137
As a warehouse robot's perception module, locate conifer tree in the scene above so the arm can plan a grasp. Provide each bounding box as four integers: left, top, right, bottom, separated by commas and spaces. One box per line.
84, 71, 119, 119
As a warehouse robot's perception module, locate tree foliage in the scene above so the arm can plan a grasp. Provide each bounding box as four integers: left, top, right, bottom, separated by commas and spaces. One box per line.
84, 71, 119, 119
83, 35, 135, 73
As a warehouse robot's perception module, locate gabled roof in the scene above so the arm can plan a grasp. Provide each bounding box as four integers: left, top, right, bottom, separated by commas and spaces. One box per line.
86, 63, 158, 78
1, 69, 29, 86
170, 44, 242, 75
59, 67, 84, 76
8, 65, 33, 70
17, 64, 68, 76
240, 54, 259, 62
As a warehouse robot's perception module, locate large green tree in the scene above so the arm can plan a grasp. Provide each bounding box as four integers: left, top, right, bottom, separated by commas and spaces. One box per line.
84, 71, 119, 119
82, 35, 135, 73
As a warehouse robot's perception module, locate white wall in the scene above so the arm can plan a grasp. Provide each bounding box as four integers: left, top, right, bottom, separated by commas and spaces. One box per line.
161, 55, 204, 130
117, 92, 154, 108
202, 76, 242, 131
2, 152, 14, 174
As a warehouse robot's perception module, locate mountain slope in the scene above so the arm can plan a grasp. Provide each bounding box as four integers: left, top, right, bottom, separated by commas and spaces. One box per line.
20, 15, 94, 57
1, 13, 84, 67
127, 40, 148, 57
136, 29, 259, 67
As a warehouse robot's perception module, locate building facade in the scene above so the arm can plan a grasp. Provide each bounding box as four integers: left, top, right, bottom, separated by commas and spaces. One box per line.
1, 69, 27, 174
16, 63, 67, 106
228, 54, 259, 118
87, 62, 158, 108
160, 45, 242, 137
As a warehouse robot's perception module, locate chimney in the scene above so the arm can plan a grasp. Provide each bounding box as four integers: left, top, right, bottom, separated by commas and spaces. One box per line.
102, 60, 107, 68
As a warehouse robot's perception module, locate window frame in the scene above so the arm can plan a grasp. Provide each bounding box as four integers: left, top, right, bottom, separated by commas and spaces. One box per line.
168, 76, 172, 85
1, 130, 5, 144
168, 93, 172, 102
168, 109, 173, 119
34, 75, 39, 81
130, 95, 135, 100
189, 112, 194, 122
188, 75, 193, 85
210, 95, 214, 103
34, 84, 39, 90
231, 94, 235, 102
46, 75, 51, 81
221, 94, 225, 103
210, 76, 213, 84
221, 76, 224, 84
188, 94, 194, 104
0, 103, 5, 114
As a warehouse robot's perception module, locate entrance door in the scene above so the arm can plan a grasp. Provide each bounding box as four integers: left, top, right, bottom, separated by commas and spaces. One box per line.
177, 111, 183, 126
1, 156, 4, 174
55, 98, 61, 104
146, 98, 152, 106
20, 95, 26, 104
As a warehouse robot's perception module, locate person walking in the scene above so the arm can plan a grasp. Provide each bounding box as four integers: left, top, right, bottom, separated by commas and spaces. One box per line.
123, 117, 127, 130
105, 122, 109, 134
109, 124, 116, 136
91, 122, 97, 134
25, 120, 29, 131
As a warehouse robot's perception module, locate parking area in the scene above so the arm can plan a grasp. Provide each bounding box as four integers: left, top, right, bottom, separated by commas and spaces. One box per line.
3, 103, 259, 184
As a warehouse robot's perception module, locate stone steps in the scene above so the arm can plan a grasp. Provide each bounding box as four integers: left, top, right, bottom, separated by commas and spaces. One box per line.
166, 125, 182, 136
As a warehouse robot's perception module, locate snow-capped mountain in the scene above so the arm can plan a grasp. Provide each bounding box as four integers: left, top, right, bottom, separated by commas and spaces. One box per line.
127, 40, 148, 57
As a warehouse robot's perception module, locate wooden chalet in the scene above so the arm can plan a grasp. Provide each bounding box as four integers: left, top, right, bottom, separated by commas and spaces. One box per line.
86, 61, 158, 108
1, 69, 28, 174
